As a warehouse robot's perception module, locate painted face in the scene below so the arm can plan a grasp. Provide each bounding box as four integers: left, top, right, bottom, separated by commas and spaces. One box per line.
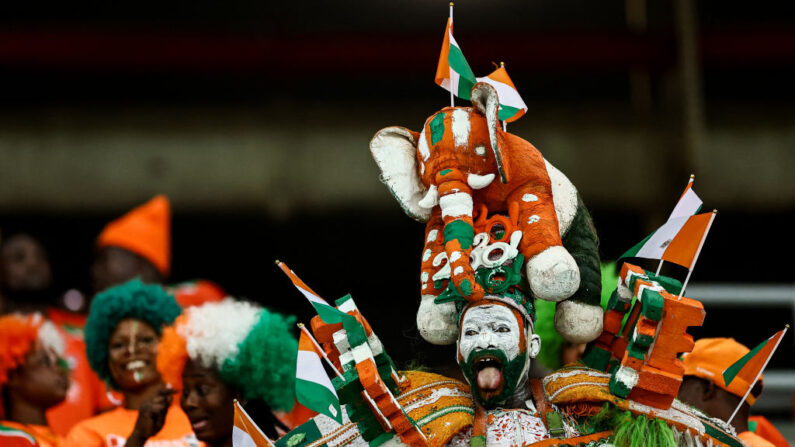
457, 303, 540, 408
181, 359, 237, 445
108, 318, 161, 390
7, 342, 69, 409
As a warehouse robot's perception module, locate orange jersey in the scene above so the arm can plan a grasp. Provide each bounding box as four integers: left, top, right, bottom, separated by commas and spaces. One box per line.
739, 431, 777, 447
63, 405, 201, 447
0, 421, 60, 447
45, 308, 120, 436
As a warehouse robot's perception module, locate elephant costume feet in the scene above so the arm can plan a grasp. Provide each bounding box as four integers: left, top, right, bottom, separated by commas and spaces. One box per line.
526, 246, 580, 302
417, 295, 458, 345
554, 299, 604, 344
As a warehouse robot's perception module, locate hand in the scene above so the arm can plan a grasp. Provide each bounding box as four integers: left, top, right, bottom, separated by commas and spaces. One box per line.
126, 388, 176, 447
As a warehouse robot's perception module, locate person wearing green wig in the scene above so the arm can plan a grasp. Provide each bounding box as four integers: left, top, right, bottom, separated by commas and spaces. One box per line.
64, 279, 199, 447
157, 298, 301, 447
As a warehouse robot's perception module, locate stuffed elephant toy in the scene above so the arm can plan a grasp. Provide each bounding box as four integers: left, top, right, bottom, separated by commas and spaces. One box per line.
370, 83, 602, 345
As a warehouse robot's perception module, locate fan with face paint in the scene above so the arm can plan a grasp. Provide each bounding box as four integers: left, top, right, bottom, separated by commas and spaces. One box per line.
457, 298, 540, 409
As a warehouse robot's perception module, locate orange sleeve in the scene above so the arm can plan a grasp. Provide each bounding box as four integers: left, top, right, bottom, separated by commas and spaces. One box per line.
738, 431, 777, 447
749, 416, 790, 447
63, 421, 103, 447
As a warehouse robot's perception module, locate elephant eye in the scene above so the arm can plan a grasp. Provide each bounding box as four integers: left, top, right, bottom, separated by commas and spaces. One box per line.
474, 144, 487, 156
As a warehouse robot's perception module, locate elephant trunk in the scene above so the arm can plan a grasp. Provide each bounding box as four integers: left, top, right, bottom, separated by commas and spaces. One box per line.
436, 168, 485, 301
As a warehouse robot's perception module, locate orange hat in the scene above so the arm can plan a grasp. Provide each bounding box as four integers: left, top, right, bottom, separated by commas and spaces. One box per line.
169, 279, 226, 308
97, 195, 171, 276
682, 337, 763, 406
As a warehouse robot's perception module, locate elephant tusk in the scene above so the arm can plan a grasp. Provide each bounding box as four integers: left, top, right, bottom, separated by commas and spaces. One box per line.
467, 173, 495, 190
418, 185, 439, 209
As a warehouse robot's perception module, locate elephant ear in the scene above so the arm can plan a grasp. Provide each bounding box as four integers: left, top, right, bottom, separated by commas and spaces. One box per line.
370, 126, 431, 223
471, 82, 510, 183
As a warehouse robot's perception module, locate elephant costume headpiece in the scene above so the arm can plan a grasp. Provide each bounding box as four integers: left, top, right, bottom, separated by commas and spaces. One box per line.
370, 83, 604, 346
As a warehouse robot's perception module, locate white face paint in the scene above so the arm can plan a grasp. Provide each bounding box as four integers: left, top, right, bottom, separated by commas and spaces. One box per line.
458, 305, 521, 362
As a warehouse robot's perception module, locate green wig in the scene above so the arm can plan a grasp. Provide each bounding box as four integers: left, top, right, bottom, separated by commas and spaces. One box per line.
85, 278, 181, 388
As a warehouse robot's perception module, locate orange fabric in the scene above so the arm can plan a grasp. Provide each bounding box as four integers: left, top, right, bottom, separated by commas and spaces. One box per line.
434, 18, 452, 85
1, 421, 61, 447
682, 338, 763, 406
739, 431, 777, 447
97, 195, 171, 275
661, 212, 712, 268
45, 308, 119, 436
749, 416, 789, 447
0, 315, 40, 388
63, 405, 201, 447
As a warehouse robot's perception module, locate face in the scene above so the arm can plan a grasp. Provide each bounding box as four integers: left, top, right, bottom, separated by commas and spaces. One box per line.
0, 234, 52, 291
91, 246, 160, 293
181, 359, 236, 445
108, 318, 161, 390
457, 303, 540, 408
7, 342, 69, 409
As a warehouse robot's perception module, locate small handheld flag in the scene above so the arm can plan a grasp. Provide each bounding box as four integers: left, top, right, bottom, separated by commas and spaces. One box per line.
296, 329, 343, 424
275, 260, 345, 324
435, 3, 477, 104
233, 400, 275, 447
476, 62, 528, 123
725, 326, 789, 424
668, 174, 702, 220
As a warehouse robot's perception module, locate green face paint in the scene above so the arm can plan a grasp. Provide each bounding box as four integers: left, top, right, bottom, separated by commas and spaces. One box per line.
458, 348, 528, 408
430, 114, 445, 145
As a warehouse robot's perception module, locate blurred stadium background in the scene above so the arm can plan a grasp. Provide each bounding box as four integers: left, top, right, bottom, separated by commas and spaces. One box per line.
0, 0, 793, 432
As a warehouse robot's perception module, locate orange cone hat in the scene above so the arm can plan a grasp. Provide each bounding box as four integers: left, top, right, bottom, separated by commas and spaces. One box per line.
97, 195, 171, 276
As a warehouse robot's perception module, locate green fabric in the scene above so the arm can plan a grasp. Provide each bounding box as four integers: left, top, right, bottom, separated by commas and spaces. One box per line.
447, 44, 476, 100
296, 377, 342, 424
498, 104, 522, 121
276, 418, 323, 447
723, 336, 769, 386
619, 232, 654, 260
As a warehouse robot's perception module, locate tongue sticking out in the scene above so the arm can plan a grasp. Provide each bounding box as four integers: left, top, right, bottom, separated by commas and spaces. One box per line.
477, 366, 502, 390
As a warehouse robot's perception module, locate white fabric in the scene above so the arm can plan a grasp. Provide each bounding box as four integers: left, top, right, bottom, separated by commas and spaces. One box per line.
635, 216, 689, 259
296, 350, 338, 397
669, 186, 702, 220
474, 76, 527, 110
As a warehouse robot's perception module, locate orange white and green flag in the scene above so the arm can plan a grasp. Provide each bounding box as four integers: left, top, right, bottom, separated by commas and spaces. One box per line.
435, 17, 477, 101
723, 327, 788, 389
233, 400, 274, 447
296, 329, 343, 424
277, 261, 345, 324
476, 64, 528, 123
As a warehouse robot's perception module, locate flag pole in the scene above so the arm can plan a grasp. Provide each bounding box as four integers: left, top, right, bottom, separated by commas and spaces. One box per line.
727, 325, 789, 424
500, 61, 508, 132
297, 323, 343, 378
449, 2, 455, 107
677, 209, 717, 299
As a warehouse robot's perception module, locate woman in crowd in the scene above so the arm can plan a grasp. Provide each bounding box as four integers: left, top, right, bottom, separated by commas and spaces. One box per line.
64, 279, 199, 447
157, 298, 300, 447
0, 314, 69, 447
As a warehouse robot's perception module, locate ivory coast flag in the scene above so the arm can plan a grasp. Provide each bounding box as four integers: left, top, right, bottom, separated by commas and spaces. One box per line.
435, 17, 477, 100
233, 400, 274, 447
476, 65, 528, 122
296, 330, 343, 423
277, 261, 344, 324
723, 327, 788, 389
620, 177, 706, 266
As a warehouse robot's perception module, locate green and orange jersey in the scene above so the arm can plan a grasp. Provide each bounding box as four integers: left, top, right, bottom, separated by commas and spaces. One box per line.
45, 308, 120, 436
0, 421, 60, 447
63, 404, 202, 447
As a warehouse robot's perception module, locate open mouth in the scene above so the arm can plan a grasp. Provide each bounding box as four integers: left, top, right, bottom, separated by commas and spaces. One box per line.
191, 418, 209, 431
474, 355, 504, 393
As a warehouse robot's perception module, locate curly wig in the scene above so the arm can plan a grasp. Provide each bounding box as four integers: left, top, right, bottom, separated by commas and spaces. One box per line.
156, 298, 298, 411
0, 314, 64, 388
85, 278, 181, 388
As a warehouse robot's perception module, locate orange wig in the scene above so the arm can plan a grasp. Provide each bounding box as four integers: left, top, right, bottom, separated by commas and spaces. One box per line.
155, 314, 189, 391
0, 315, 41, 388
